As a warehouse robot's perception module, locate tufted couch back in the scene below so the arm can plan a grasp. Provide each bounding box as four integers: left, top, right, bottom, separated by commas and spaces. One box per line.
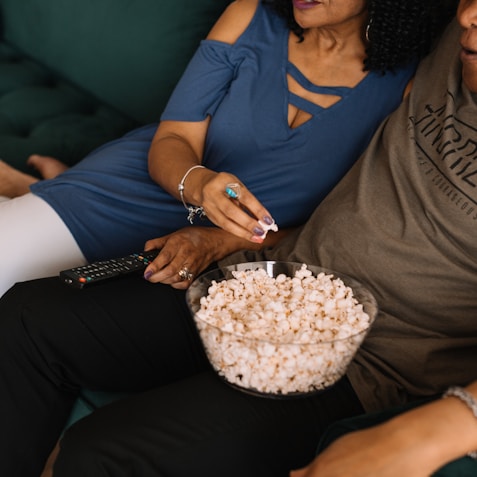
0, 0, 230, 172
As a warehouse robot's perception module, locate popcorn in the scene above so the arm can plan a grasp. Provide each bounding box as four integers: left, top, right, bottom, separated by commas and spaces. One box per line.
194, 265, 372, 395
258, 218, 278, 239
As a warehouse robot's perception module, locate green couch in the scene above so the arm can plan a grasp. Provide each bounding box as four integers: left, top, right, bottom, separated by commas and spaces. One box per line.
0, 0, 231, 425
0, 0, 230, 174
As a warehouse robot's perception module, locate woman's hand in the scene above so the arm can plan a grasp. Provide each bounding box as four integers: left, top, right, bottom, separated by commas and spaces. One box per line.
142, 228, 220, 289
142, 225, 290, 289
193, 169, 277, 243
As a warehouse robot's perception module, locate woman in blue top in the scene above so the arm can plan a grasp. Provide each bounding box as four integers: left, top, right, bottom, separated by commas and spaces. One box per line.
0, 0, 446, 297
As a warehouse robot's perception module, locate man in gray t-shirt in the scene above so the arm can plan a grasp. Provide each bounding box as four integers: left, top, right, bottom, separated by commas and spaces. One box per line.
225, 18, 477, 414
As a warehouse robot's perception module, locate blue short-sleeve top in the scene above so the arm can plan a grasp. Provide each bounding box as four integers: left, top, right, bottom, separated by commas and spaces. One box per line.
31, 2, 416, 261
160, 1, 417, 226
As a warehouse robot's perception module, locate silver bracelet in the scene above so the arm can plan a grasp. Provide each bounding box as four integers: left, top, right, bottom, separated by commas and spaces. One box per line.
443, 386, 477, 459
177, 165, 206, 224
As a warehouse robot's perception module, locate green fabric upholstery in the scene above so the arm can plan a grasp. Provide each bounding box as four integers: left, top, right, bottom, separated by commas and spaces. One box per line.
0, 0, 231, 172
65, 390, 132, 429
0, 42, 137, 170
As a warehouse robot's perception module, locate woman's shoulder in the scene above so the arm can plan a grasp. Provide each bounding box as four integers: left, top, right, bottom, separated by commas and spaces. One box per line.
206, 0, 263, 44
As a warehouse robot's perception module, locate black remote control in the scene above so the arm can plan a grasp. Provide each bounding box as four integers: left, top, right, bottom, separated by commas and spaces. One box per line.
59, 250, 159, 289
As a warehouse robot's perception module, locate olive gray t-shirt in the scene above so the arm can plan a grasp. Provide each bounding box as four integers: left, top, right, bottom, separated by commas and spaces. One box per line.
221, 19, 477, 412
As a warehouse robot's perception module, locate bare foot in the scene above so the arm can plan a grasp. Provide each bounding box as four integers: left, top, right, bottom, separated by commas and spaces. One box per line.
0, 160, 38, 198
27, 154, 69, 179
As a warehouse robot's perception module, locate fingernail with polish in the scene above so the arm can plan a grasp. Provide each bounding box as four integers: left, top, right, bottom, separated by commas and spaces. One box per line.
259, 216, 278, 232
251, 235, 264, 243
144, 271, 153, 280
252, 226, 265, 236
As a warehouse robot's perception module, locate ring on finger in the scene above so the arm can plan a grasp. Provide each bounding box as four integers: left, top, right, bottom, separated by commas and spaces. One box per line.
225, 183, 241, 200
178, 266, 194, 281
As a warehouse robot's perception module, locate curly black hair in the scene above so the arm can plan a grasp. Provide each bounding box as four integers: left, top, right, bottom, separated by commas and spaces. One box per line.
264, 0, 458, 72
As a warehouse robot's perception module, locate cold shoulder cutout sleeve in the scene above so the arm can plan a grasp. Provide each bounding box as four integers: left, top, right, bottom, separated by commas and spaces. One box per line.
160, 0, 263, 122
160, 40, 238, 121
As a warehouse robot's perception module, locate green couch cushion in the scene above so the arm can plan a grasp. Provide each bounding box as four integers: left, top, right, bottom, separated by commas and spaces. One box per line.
65, 390, 133, 429
0, 0, 231, 124
0, 41, 137, 171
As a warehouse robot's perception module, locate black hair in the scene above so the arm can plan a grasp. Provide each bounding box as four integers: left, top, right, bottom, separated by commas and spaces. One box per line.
264, 0, 458, 72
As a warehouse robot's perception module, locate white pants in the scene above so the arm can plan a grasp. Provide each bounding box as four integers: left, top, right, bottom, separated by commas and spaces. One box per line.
0, 193, 87, 298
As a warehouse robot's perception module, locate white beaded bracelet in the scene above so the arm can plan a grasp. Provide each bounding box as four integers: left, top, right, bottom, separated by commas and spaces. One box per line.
443, 386, 477, 459
177, 165, 206, 224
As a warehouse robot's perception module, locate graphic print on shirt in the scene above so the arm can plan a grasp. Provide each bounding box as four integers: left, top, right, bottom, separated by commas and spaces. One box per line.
411, 90, 477, 221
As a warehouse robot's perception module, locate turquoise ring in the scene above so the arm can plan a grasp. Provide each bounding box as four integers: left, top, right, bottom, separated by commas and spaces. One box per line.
225, 183, 241, 200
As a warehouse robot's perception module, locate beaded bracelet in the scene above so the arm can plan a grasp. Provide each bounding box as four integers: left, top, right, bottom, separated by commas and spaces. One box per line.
177, 165, 206, 224
443, 386, 477, 459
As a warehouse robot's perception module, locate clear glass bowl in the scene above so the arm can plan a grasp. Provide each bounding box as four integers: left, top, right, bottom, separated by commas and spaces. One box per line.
186, 261, 378, 398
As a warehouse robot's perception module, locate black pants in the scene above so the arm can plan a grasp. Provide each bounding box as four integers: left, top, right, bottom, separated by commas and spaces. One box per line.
0, 275, 363, 477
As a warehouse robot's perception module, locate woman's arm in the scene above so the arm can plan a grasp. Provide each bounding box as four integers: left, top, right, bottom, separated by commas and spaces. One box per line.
147, 0, 275, 243
291, 381, 477, 477
148, 0, 260, 193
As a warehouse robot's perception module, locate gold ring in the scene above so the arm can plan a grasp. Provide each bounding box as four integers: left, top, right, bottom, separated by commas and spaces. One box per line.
178, 267, 194, 281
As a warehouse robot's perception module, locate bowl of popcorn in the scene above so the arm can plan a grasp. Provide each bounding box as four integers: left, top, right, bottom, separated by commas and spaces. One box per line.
186, 261, 377, 398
